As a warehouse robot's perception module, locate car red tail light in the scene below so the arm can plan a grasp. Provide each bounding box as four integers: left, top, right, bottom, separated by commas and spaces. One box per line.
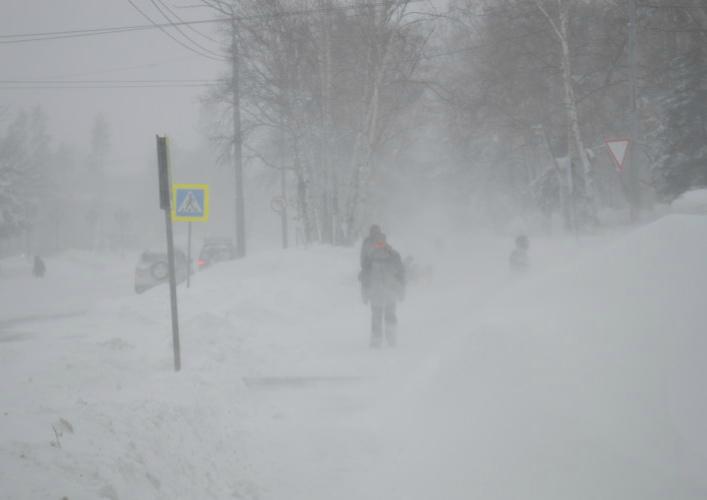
197, 259, 206, 268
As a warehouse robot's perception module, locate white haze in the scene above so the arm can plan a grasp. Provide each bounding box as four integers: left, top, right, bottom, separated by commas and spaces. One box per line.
2, 1, 707, 499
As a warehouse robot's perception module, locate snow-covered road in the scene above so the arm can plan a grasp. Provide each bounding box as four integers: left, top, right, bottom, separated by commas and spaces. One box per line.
3, 219, 707, 499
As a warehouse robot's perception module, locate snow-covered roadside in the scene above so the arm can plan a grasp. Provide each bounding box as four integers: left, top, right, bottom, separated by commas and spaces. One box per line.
1, 246, 368, 499
0, 260, 256, 498
0, 234, 615, 499
373, 215, 707, 500
0, 251, 137, 326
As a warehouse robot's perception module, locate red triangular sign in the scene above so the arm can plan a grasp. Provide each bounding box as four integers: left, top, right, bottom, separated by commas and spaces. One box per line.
606, 139, 630, 172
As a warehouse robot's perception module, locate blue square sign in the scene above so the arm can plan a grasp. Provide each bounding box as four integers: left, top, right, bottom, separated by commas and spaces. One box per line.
172, 184, 209, 222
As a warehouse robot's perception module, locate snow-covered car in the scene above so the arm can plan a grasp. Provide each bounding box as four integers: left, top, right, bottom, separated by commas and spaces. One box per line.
134, 249, 189, 294
196, 237, 236, 271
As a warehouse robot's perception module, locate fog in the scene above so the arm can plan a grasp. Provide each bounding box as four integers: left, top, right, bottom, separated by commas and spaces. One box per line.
2, 1, 707, 499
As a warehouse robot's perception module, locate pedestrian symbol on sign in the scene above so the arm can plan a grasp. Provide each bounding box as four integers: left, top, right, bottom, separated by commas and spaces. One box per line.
172, 184, 209, 222
178, 191, 203, 215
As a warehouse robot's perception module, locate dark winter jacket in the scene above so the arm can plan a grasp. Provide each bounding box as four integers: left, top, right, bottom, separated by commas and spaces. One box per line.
33, 256, 46, 278
361, 242, 406, 306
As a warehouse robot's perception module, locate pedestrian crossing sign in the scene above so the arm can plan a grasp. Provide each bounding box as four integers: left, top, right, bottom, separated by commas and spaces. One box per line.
172, 184, 209, 222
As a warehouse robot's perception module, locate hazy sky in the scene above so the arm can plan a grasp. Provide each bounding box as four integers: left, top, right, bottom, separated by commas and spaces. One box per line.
0, 0, 226, 168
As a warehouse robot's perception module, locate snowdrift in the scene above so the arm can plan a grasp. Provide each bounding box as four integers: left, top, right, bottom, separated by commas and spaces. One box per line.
672, 188, 707, 215
0, 246, 361, 500
378, 214, 707, 500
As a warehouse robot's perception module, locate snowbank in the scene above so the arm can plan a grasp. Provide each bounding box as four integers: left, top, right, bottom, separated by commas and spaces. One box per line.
0, 250, 136, 322
0, 246, 362, 499
671, 188, 707, 214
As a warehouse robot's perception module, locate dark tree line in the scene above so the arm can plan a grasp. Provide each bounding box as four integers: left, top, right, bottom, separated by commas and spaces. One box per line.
0, 108, 120, 255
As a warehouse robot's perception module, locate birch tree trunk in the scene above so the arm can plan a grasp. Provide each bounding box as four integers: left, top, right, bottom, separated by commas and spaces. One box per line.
343, 3, 396, 242
535, 0, 595, 216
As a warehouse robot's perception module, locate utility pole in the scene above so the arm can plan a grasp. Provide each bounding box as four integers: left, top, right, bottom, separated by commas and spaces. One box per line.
231, 14, 246, 257
628, 0, 641, 220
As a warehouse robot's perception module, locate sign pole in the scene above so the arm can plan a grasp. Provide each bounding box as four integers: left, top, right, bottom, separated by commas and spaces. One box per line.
156, 135, 181, 372
187, 221, 192, 288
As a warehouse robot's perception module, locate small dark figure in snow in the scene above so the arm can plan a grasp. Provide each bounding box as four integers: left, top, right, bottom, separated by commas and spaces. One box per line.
509, 235, 529, 273
359, 230, 406, 348
32, 255, 46, 278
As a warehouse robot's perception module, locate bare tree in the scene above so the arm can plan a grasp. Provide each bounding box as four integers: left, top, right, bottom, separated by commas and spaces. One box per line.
200, 0, 430, 244
201, 0, 247, 257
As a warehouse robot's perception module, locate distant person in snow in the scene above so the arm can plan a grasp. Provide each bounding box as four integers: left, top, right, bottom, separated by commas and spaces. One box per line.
32, 255, 46, 278
359, 231, 406, 348
509, 235, 529, 273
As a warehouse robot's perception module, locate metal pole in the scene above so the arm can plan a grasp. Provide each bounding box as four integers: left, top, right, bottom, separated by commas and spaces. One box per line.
628, 0, 640, 220
156, 135, 181, 372
231, 14, 246, 258
163, 202, 181, 371
186, 221, 192, 288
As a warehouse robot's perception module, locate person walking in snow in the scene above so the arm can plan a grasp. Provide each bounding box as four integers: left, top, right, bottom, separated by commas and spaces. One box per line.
509, 234, 530, 273
32, 255, 46, 278
359, 230, 406, 348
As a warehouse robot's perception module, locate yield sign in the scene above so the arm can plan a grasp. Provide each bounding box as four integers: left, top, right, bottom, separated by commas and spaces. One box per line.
606, 139, 630, 172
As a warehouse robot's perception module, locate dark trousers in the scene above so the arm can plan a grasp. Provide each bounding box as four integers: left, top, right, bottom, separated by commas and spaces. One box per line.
371, 303, 397, 346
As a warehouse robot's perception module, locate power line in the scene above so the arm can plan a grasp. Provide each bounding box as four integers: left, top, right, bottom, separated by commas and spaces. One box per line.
0, 22, 158, 39
0, 1, 424, 45
0, 79, 222, 83
126, 0, 228, 61
2, 38, 538, 88
0, 84, 218, 90
146, 0, 226, 58
0, 24, 162, 44
155, 0, 222, 43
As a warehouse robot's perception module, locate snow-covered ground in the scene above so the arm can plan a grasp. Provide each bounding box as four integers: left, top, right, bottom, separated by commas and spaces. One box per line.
374, 215, 707, 500
1, 216, 706, 499
672, 188, 707, 214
